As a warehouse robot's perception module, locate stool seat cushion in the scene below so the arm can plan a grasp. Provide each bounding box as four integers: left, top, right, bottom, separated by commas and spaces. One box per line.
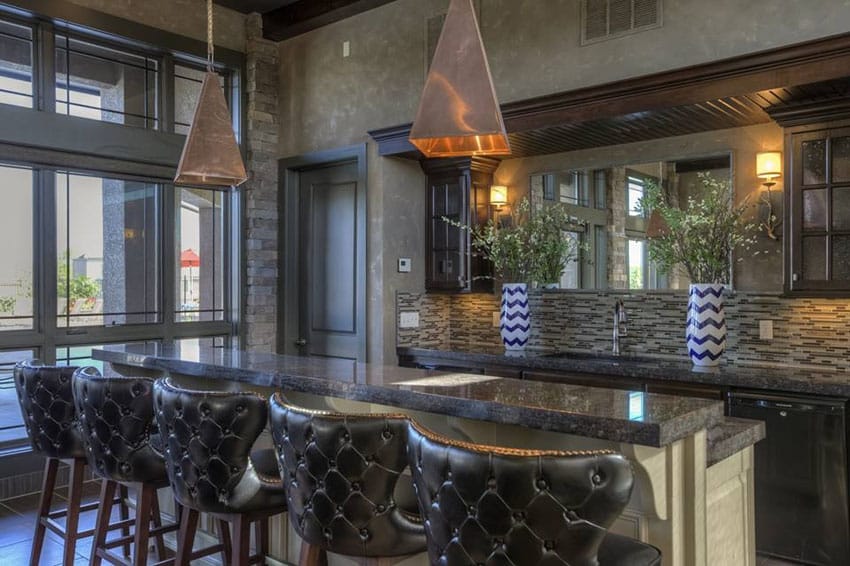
597, 533, 662, 565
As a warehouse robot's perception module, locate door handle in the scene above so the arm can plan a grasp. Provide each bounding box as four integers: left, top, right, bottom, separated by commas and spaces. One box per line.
295, 338, 307, 347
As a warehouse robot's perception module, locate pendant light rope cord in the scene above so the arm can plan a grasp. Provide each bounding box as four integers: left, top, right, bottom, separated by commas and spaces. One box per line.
206, 0, 215, 71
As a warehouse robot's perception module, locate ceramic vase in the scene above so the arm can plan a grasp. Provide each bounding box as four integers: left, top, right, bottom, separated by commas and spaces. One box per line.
500, 283, 530, 351
686, 283, 727, 367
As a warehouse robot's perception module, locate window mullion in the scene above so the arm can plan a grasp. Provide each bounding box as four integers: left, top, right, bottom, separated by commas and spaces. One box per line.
162, 182, 176, 343
38, 168, 57, 363
36, 20, 55, 112
161, 53, 174, 133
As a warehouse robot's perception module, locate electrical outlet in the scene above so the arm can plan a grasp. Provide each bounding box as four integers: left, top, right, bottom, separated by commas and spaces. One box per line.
759, 320, 774, 340
343, 40, 351, 57
492, 311, 500, 328
399, 311, 419, 329
398, 257, 411, 273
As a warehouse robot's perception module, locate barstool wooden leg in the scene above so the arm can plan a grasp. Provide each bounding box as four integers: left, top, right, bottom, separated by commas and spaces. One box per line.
132, 484, 155, 566
90, 480, 117, 566
149, 489, 168, 559
30, 458, 59, 566
218, 520, 232, 564
299, 541, 328, 566
176, 507, 199, 565
63, 458, 85, 566
118, 485, 131, 557
255, 517, 269, 560
232, 515, 251, 566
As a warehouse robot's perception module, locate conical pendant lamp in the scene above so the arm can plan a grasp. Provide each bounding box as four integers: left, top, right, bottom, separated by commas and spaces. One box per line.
409, 0, 510, 158
174, 0, 247, 187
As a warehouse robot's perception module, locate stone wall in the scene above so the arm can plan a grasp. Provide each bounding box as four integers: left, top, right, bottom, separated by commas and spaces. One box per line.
243, 14, 280, 352
398, 290, 850, 372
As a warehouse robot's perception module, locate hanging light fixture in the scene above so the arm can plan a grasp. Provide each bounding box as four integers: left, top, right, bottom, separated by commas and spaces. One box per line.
174, 0, 247, 187
409, 0, 510, 158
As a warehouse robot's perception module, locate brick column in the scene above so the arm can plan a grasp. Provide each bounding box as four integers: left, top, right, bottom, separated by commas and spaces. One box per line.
243, 14, 279, 351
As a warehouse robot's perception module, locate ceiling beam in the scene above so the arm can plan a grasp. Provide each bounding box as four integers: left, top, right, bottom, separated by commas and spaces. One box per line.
262, 0, 398, 41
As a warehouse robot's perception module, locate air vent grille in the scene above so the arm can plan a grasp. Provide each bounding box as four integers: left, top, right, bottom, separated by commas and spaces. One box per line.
582, 0, 662, 45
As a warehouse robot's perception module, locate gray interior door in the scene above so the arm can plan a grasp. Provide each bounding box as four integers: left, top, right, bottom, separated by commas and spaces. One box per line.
296, 161, 364, 360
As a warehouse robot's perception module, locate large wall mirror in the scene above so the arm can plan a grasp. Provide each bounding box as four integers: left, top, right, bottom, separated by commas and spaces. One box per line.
530, 153, 732, 290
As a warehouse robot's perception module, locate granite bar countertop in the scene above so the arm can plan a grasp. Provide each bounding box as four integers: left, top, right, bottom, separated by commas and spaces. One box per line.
398, 346, 850, 398
93, 344, 728, 449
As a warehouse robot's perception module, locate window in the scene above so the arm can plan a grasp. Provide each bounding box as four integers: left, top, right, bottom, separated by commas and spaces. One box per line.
55, 34, 158, 128
560, 231, 582, 289
0, 164, 34, 331
174, 63, 227, 135
176, 187, 227, 322
628, 239, 645, 289
0, 19, 33, 109
0, 348, 34, 444
56, 172, 161, 327
627, 174, 646, 217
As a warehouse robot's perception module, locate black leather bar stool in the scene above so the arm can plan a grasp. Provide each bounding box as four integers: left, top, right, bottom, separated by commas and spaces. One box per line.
268, 393, 427, 565
153, 378, 288, 565
13, 360, 131, 566
406, 421, 662, 566
72, 367, 185, 566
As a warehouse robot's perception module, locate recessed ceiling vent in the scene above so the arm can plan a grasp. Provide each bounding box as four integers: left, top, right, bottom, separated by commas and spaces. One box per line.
582, 0, 662, 45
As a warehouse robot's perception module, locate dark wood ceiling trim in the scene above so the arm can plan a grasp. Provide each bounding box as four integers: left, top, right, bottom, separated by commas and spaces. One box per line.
262, 0, 397, 41
502, 31, 850, 132
768, 99, 850, 128
370, 31, 850, 158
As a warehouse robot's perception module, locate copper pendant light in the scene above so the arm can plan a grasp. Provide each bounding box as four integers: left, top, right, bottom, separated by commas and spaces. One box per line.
174, 0, 247, 187
409, 0, 510, 158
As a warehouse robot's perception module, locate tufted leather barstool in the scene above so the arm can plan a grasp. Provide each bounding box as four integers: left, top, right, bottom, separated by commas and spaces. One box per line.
268, 393, 427, 565
406, 421, 662, 566
13, 360, 131, 566
153, 378, 288, 565
72, 367, 191, 566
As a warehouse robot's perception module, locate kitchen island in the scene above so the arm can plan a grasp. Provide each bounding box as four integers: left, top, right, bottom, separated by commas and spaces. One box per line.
94, 344, 764, 566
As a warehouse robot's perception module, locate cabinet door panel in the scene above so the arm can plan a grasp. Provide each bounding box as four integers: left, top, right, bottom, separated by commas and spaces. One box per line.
802, 139, 827, 186
802, 188, 828, 231
832, 136, 850, 183
802, 236, 827, 281
832, 235, 850, 280
832, 186, 850, 230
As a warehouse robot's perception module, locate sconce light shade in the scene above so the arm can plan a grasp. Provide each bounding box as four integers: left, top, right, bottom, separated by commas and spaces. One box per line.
408, 0, 510, 158
174, 72, 248, 188
490, 185, 508, 207
756, 151, 782, 180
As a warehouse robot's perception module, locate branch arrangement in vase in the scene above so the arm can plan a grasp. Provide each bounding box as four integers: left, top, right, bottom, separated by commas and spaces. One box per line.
442, 197, 586, 285
638, 173, 758, 284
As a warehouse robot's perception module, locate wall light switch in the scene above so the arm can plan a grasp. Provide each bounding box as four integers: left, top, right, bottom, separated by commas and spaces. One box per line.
343, 41, 351, 57
492, 311, 501, 328
759, 320, 774, 340
398, 258, 411, 273
399, 311, 419, 329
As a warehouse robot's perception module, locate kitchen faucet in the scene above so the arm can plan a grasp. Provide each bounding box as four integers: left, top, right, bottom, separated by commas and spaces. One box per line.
613, 299, 628, 356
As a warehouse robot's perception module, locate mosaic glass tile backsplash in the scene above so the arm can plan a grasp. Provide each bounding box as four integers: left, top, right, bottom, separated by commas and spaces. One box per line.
397, 291, 850, 371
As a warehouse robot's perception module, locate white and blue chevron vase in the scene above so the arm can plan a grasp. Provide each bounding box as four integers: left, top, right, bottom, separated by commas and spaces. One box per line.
686, 283, 727, 367
500, 283, 530, 351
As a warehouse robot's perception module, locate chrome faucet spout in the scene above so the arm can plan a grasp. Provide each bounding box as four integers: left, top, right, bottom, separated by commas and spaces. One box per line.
613, 299, 627, 356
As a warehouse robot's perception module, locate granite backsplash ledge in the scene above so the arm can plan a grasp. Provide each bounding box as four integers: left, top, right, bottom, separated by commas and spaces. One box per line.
397, 290, 850, 371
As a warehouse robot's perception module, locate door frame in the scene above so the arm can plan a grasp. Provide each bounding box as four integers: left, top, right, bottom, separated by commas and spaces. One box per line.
277, 144, 367, 360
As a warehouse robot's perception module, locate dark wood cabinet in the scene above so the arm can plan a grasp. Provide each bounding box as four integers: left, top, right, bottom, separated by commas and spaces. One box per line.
421, 157, 498, 292
786, 123, 850, 294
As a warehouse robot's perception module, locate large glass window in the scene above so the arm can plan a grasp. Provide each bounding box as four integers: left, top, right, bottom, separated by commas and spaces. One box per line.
0, 164, 34, 331
176, 187, 226, 322
0, 348, 34, 444
55, 34, 158, 128
0, 20, 33, 109
56, 172, 161, 327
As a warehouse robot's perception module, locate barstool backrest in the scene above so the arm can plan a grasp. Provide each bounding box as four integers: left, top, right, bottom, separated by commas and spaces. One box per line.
269, 393, 425, 557
153, 377, 268, 514
13, 360, 84, 458
72, 367, 165, 483
407, 421, 635, 566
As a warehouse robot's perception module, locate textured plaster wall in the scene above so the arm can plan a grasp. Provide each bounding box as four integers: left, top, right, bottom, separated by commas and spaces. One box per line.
65, 0, 247, 52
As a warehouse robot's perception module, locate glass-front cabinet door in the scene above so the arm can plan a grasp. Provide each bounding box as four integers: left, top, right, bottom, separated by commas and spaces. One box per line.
789, 126, 850, 293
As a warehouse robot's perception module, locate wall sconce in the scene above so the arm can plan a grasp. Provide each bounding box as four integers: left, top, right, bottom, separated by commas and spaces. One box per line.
756, 151, 782, 240
490, 185, 508, 209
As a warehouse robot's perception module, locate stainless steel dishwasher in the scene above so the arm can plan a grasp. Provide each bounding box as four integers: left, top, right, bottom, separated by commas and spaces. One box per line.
728, 391, 849, 565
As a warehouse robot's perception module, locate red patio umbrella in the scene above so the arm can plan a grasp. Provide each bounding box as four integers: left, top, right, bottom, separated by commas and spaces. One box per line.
180, 248, 200, 268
